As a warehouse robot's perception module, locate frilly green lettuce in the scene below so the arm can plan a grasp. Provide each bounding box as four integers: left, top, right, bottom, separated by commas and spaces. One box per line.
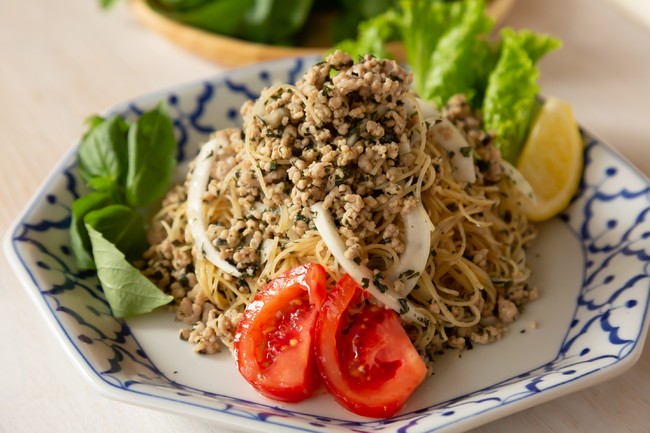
334, 0, 562, 162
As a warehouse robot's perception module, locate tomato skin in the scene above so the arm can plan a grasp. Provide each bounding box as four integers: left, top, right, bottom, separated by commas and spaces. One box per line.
314, 274, 427, 418
233, 264, 327, 403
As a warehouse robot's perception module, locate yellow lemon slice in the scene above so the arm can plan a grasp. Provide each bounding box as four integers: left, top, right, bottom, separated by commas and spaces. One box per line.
516, 97, 584, 222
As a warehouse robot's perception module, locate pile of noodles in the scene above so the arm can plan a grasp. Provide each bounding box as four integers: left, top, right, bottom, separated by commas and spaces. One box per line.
144, 52, 537, 363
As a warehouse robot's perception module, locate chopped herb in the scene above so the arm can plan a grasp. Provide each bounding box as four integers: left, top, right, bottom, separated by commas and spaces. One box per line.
398, 298, 410, 315
373, 272, 388, 293
477, 159, 491, 173
493, 278, 514, 289
398, 269, 420, 280
380, 132, 397, 144
295, 210, 311, 224
335, 167, 351, 186
347, 125, 360, 137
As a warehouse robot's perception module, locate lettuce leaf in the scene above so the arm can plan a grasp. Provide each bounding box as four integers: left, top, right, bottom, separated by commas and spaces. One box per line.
334, 10, 399, 60
420, 0, 494, 106
400, 0, 465, 97
502, 27, 563, 64
483, 29, 562, 162
333, 0, 562, 163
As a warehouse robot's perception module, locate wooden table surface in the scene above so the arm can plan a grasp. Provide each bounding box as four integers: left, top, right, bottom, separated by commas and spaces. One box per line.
2, 0, 650, 432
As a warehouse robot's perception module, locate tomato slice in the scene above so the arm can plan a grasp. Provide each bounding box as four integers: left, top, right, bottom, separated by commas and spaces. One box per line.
233, 263, 327, 402
314, 274, 427, 418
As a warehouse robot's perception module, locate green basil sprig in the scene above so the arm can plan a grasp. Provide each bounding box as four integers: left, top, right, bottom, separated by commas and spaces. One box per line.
86, 224, 173, 318
70, 102, 176, 317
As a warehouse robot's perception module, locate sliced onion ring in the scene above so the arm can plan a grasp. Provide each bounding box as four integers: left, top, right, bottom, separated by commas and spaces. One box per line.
499, 159, 537, 207
427, 116, 477, 184
311, 202, 430, 325
187, 137, 242, 278
387, 203, 431, 296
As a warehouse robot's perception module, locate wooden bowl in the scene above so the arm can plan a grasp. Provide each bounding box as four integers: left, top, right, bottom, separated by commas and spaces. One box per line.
132, 0, 517, 67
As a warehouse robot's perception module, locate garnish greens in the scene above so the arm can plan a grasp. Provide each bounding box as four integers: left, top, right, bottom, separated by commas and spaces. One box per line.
334, 0, 562, 163
86, 224, 173, 319
71, 103, 176, 317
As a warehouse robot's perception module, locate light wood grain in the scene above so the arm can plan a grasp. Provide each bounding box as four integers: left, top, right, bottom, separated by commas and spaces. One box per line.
1, 0, 650, 432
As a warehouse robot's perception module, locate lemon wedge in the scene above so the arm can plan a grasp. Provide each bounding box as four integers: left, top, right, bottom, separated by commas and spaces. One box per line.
516, 97, 584, 222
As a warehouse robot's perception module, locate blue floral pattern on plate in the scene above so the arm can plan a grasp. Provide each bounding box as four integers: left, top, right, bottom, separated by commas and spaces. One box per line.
5, 56, 650, 433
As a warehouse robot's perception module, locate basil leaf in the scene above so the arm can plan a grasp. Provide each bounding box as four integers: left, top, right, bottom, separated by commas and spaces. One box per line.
70, 191, 118, 270
87, 176, 119, 192
125, 102, 177, 208
78, 114, 129, 188
84, 114, 105, 131
86, 224, 173, 318
84, 205, 148, 262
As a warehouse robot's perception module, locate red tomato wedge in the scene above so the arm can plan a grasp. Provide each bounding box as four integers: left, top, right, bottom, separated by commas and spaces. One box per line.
314, 274, 427, 418
234, 263, 327, 402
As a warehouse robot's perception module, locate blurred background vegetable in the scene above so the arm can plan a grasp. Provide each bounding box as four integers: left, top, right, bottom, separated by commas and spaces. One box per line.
102, 0, 452, 46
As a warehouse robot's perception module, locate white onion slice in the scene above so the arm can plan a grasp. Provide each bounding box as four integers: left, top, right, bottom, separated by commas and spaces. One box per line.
499, 159, 537, 206
387, 203, 430, 296
187, 137, 242, 278
416, 98, 441, 119
427, 117, 477, 183
311, 202, 429, 324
